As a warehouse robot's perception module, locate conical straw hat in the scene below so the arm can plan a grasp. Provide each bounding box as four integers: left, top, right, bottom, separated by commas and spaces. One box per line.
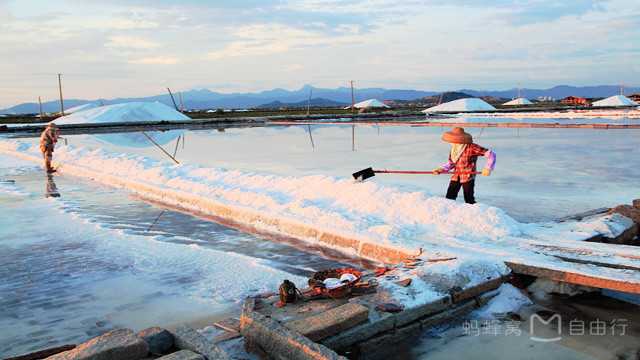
442, 127, 472, 144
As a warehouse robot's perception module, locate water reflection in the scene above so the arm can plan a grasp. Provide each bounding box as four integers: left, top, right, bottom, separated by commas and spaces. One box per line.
95, 130, 183, 149
45, 174, 60, 198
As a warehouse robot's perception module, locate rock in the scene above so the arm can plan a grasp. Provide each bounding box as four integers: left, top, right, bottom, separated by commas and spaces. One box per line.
284, 303, 369, 342
171, 326, 230, 360
46, 329, 148, 360
375, 303, 404, 313
395, 278, 412, 287
528, 278, 595, 300
633, 199, 640, 210
157, 350, 204, 360
610, 205, 640, 225
137, 327, 174, 355
241, 308, 345, 360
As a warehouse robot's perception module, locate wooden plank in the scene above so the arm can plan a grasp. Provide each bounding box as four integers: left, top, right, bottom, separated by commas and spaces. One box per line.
452, 277, 505, 303
545, 254, 640, 272
506, 261, 640, 294
5, 345, 75, 360
213, 318, 240, 333
212, 330, 241, 344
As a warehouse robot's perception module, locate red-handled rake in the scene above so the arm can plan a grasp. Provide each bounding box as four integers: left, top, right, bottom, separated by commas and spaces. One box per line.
352, 167, 481, 181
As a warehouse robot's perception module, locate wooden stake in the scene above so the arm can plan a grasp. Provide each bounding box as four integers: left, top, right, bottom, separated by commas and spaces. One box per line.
173, 135, 181, 157
166, 88, 179, 111
38, 96, 44, 119
57, 73, 65, 116
142, 132, 180, 164
307, 124, 315, 150
146, 209, 166, 232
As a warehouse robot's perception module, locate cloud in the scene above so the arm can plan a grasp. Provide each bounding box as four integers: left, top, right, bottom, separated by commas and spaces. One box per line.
128, 56, 179, 65
206, 23, 360, 60
105, 35, 159, 49
1, 0, 639, 108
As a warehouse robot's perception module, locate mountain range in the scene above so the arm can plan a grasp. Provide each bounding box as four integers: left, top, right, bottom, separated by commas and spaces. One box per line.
2, 84, 638, 114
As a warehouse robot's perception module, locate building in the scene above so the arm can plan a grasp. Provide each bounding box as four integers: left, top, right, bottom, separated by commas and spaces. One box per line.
629, 94, 640, 103
560, 96, 590, 106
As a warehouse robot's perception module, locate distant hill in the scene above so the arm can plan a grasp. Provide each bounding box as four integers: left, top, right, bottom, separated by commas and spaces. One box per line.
0, 85, 436, 114
421, 91, 473, 105
257, 97, 348, 109
2, 84, 638, 114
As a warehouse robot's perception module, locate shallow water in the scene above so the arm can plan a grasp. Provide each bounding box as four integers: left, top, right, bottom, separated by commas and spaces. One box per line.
0, 158, 354, 357
57, 123, 640, 222
408, 292, 640, 360
2, 120, 639, 357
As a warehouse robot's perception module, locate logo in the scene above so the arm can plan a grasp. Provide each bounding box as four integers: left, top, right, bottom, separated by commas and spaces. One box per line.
529, 313, 562, 342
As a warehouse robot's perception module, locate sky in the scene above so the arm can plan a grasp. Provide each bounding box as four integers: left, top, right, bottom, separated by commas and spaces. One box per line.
0, 0, 639, 107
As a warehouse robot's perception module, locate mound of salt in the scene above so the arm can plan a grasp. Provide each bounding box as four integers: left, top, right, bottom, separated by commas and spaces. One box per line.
52, 102, 190, 125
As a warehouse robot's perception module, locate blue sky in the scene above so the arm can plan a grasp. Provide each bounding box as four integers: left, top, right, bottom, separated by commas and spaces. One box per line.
0, 0, 638, 107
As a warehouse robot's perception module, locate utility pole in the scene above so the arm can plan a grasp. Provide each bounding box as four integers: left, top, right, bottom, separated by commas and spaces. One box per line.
38, 96, 44, 119
58, 73, 65, 116
350, 81, 356, 151
350, 80, 355, 114
306, 88, 313, 116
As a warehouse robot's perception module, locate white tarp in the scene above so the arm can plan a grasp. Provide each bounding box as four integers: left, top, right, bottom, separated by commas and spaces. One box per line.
592, 95, 637, 107
423, 98, 496, 113
345, 99, 389, 109
503, 97, 533, 106
52, 102, 190, 125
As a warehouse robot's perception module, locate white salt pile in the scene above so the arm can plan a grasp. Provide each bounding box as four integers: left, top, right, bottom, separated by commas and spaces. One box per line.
423, 98, 496, 113
592, 95, 637, 107
53, 102, 190, 125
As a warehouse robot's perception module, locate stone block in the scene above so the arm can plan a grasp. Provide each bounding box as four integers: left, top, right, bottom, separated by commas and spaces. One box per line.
46, 329, 148, 360
157, 350, 204, 360
356, 321, 422, 360
137, 327, 174, 355
241, 309, 346, 360
321, 312, 395, 351
421, 299, 477, 329
171, 326, 230, 360
452, 277, 505, 303
285, 303, 369, 342
394, 295, 451, 327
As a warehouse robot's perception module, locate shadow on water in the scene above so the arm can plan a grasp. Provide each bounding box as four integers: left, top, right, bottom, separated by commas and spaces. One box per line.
29, 166, 370, 277
45, 174, 60, 198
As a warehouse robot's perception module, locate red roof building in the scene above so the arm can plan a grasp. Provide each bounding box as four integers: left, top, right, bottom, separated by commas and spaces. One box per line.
560, 96, 590, 106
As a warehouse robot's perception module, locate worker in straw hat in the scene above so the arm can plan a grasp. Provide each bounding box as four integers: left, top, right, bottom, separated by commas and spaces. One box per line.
39, 123, 60, 173
433, 127, 495, 204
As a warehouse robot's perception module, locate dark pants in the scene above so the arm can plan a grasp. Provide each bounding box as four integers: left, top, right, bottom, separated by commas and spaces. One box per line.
446, 179, 476, 204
